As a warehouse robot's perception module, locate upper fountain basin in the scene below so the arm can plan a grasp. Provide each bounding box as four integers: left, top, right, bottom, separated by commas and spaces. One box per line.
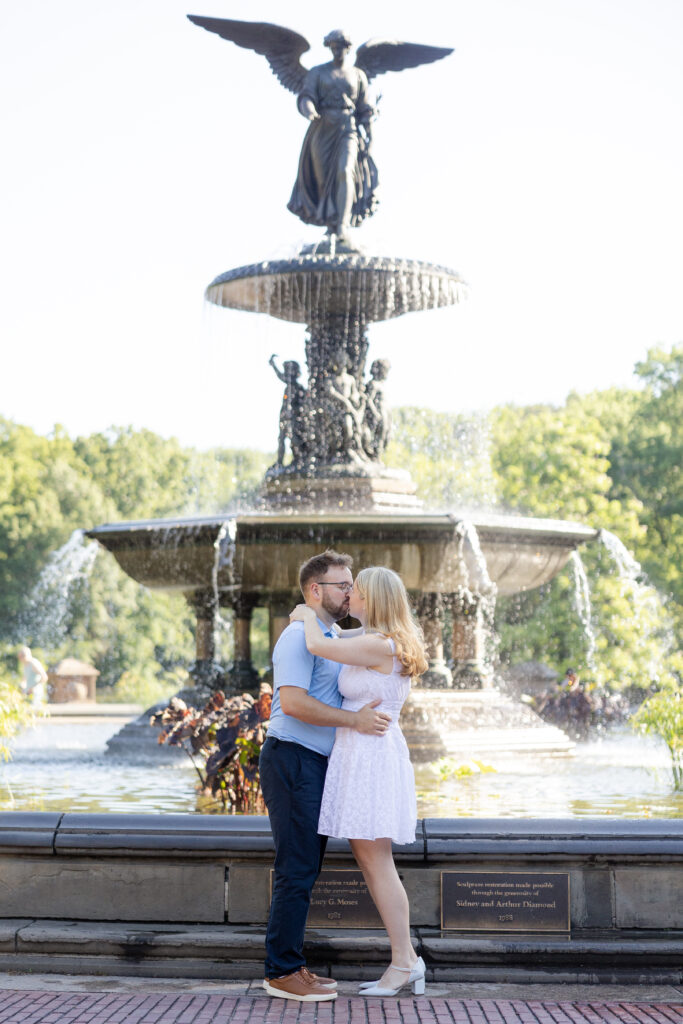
205, 253, 467, 324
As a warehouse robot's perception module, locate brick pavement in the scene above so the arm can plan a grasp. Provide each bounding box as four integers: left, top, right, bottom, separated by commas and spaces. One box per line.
0, 991, 681, 1024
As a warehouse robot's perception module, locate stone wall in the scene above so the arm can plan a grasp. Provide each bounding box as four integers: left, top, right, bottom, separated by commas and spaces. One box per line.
0, 813, 681, 982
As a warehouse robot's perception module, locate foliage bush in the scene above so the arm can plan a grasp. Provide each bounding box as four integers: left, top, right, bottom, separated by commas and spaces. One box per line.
0, 668, 39, 809
0, 671, 36, 763
630, 683, 683, 789
150, 686, 272, 812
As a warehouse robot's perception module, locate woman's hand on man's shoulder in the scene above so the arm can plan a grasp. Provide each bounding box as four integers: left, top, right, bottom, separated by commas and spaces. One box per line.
289, 603, 315, 622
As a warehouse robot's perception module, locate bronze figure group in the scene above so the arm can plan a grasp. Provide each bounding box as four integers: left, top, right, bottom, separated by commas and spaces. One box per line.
270, 351, 392, 470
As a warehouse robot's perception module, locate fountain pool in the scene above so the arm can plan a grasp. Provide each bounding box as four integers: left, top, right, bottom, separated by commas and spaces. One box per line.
3, 715, 681, 819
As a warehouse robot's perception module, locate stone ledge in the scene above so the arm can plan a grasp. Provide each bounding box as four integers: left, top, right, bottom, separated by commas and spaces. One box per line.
2, 813, 681, 860
0, 953, 265, 981
0, 812, 62, 853
0, 921, 679, 984
0, 919, 33, 952
420, 931, 683, 966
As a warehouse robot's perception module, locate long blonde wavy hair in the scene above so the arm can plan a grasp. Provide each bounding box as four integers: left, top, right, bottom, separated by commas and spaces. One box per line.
355, 566, 428, 680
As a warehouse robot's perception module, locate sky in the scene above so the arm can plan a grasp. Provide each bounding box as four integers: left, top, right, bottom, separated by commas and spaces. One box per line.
2, 0, 682, 452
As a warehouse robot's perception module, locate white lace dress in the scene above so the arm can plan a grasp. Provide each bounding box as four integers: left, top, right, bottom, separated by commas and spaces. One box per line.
318, 641, 417, 845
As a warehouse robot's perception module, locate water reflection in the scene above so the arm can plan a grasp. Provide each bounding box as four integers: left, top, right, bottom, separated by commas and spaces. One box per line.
414, 731, 683, 818
2, 719, 681, 818
2, 718, 196, 815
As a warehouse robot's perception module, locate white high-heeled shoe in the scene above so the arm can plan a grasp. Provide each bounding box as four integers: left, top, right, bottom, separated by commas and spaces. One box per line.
360, 956, 425, 997
358, 956, 421, 990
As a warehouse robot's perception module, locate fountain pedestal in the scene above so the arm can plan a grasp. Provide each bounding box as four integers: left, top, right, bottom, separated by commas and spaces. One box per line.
187, 589, 224, 690
262, 464, 420, 512
208, 252, 464, 513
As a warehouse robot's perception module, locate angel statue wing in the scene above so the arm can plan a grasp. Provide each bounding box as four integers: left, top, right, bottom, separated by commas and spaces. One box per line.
355, 39, 454, 82
187, 16, 310, 94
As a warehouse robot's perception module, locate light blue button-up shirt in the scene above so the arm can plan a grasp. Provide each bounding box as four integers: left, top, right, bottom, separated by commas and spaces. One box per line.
267, 619, 342, 756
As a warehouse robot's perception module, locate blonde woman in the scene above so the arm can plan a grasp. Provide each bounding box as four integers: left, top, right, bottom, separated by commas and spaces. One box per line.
290, 566, 428, 997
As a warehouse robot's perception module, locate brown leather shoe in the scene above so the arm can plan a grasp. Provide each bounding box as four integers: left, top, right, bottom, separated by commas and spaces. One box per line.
265, 968, 338, 1001
263, 970, 336, 991
300, 967, 337, 987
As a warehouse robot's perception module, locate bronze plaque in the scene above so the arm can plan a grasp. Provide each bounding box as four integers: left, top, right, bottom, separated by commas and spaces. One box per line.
270, 869, 382, 928
441, 871, 570, 932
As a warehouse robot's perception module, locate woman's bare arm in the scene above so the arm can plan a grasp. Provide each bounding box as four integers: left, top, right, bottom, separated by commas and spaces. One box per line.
290, 605, 393, 668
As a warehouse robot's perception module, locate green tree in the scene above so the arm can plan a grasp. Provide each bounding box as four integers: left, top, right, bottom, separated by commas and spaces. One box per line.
609, 346, 682, 643
74, 427, 192, 520
0, 419, 270, 699
488, 395, 676, 694
0, 419, 112, 632
182, 446, 270, 513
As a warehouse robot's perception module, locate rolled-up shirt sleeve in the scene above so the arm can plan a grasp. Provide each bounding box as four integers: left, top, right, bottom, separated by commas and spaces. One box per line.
273, 625, 315, 691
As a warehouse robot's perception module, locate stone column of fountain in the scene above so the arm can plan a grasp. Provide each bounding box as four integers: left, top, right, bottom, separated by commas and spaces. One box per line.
229, 594, 260, 690
416, 593, 452, 688
188, 589, 223, 690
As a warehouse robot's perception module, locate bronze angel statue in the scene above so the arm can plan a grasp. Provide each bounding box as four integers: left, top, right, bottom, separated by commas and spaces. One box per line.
187, 17, 453, 245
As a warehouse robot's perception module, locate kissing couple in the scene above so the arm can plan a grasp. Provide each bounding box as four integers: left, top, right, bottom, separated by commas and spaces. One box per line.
260, 548, 428, 1001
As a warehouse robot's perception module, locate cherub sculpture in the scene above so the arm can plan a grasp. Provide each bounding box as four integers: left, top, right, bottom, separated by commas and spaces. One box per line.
269, 354, 308, 467
327, 350, 365, 461
187, 16, 453, 245
362, 358, 392, 458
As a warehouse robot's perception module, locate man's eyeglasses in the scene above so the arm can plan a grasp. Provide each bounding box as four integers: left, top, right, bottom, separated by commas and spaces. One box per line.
316, 581, 353, 593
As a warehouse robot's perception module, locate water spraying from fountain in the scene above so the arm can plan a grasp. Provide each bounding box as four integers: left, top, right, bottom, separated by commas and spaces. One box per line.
19, 529, 99, 650
596, 528, 677, 684
599, 528, 644, 584
569, 550, 597, 671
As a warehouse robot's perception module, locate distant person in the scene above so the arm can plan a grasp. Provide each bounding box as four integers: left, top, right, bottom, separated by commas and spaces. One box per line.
17, 646, 47, 705
561, 667, 580, 691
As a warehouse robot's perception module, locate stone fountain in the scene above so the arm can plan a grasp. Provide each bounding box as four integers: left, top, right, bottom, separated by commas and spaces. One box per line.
87, 15, 597, 761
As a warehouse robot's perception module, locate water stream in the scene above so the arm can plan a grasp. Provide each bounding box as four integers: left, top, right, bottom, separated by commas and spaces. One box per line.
568, 550, 597, 670
19, 529, 99, 648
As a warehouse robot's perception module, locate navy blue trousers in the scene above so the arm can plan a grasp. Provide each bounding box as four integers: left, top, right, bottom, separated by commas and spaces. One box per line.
259, 736, 328, 979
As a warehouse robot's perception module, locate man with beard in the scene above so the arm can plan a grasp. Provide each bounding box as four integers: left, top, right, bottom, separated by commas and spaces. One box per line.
260, 549, 391, 1001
